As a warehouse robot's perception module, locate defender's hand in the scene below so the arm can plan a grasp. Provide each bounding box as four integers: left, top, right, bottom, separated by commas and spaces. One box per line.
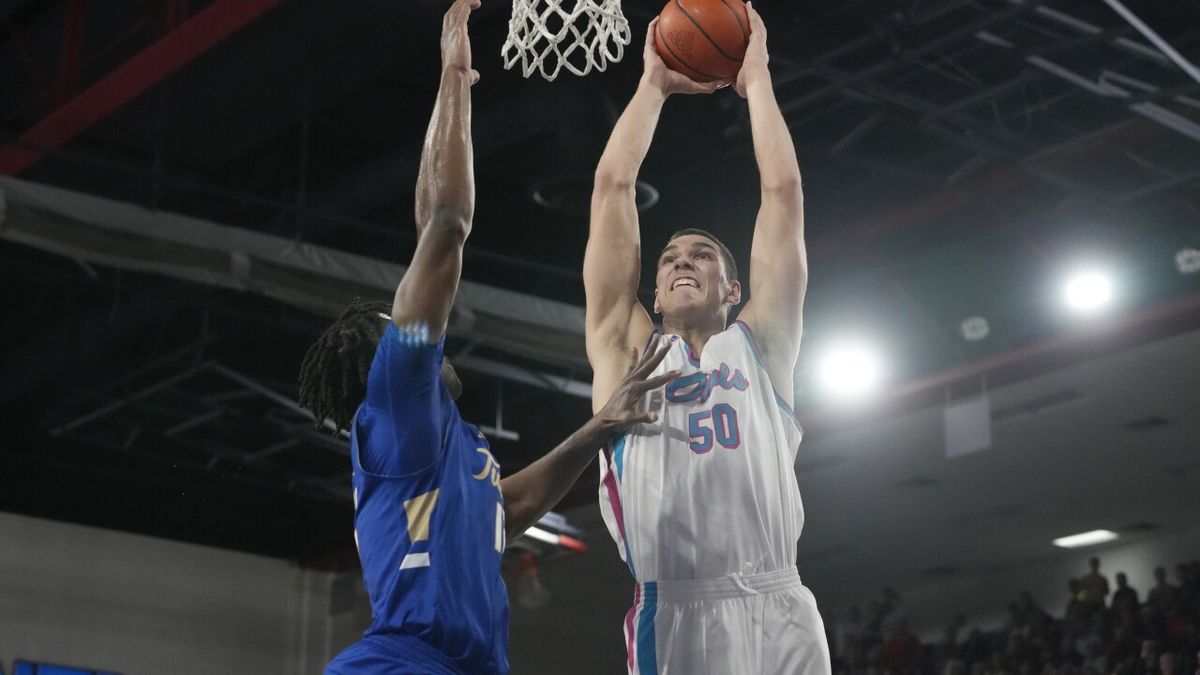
641, 19, 727, 97
734, 2, 769, 99
595, 343, 679, 432
442, 0, 481, 85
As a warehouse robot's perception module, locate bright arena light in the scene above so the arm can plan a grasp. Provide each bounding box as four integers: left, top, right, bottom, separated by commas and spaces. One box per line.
1177, 248, 1200, 275
816, 341, 886, 403
1053, 529, 1118, 549
1062, 268, 1115, 313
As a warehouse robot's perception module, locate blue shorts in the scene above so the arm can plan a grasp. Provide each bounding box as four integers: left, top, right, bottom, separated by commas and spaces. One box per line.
325, 634, 464, 675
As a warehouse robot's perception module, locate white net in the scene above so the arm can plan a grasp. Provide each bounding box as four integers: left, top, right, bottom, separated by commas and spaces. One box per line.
501, 0, 631, 81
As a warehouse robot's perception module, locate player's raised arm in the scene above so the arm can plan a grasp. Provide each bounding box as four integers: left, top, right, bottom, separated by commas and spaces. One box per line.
392, 0, 481, 339
585, 20, 722, 409
732, 3, 807, 403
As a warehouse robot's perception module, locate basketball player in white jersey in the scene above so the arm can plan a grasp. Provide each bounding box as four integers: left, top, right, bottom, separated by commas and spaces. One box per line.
584, 5, 832, 674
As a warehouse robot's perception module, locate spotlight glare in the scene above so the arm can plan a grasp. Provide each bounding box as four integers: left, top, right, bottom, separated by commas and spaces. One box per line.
817, 341, 886, 403
1177, 248, 1200, 275
1063, 269, 1114, 313
960, 316, 990, 342
1053, 529, 1118, 549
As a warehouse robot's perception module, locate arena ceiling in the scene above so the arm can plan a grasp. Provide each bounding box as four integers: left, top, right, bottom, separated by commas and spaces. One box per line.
1, 0, 1198, 592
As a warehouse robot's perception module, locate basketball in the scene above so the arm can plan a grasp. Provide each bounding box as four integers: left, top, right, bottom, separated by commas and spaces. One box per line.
654, 0, 750, 83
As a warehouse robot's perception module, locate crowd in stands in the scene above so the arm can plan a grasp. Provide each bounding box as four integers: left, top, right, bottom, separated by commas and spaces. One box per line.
831, 558, 1200, 675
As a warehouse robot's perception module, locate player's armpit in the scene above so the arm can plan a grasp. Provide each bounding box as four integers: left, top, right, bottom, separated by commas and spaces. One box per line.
586, 303, 656, 412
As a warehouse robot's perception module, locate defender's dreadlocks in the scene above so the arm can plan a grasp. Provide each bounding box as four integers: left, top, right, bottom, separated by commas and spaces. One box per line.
298, 299, 392, 433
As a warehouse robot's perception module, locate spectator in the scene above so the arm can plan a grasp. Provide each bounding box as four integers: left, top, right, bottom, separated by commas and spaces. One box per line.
1161, 652, 1181, 675
1166, 599, 1196, 647
1114, 573, 1142, 614
1136, 639, 1160, 675
884, 618, 922, 675
1150, 567, 1179, 612
944, 658, 967, 675
1081, 558, 1111, 609
1020, 591, 1048, 623
832, 557, 1199, 675
939, 614, 968, 663
1177, 564, 1198, 609
836, 605, 866, 657
1066, 579, 1087, 624
883, 587, 910, 637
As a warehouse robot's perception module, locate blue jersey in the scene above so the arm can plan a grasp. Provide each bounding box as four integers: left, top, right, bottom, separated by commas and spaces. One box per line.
326, 323, 509, 675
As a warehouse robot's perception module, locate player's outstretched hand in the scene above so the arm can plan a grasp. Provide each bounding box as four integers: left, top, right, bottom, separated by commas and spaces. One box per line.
642, 19, 727, 96
734, 2, 769, 99
596, 343, 679, 432
442, 0, 482, 86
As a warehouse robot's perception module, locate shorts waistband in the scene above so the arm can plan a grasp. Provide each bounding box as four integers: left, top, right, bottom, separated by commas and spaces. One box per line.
638, 567, 802, 602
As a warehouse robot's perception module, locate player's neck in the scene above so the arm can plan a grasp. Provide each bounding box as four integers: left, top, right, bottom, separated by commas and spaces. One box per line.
661, 315, 725, 357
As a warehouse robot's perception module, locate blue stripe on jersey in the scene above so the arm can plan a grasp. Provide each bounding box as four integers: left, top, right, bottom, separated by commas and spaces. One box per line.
636, 582, 659, 675
613, 436, 628, 481
732, 320, 804, 435
609, 436, 637, 578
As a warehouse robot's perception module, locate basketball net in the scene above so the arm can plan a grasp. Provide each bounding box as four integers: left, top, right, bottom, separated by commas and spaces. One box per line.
501, 0, 631, 81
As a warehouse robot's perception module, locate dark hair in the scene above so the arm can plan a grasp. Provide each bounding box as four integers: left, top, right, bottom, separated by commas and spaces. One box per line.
298, 299, 391, 432
664, 228, 739, 282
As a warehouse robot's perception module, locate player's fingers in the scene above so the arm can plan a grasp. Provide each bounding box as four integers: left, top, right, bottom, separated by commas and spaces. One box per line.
624, 346, 641, 376
470, 69, 480, 86
624, 410, 659, 425
634, 342, 672, 378
452, 0, 479, 24
645, 18, 658, 50
746, 3, 766, 38
635, 369, 680, 391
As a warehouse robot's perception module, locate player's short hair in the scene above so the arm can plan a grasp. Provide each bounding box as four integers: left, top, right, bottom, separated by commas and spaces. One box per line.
664, 228, 739, 283
298, 298, 391, 432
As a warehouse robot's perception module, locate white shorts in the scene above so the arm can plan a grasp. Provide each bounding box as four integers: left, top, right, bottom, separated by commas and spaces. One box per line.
623, 568, 833, 675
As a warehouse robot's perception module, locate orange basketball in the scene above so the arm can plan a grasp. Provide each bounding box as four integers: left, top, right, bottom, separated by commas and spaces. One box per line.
654, 0, 750, 83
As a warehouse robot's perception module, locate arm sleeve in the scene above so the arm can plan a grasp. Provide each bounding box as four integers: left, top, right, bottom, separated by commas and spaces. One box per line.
357, 323, 450, 476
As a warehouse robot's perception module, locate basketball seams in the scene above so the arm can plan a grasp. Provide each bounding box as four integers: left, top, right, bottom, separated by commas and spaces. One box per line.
717, 0, 749, 44
656, 20, 724, 82
673, 0, 744, 64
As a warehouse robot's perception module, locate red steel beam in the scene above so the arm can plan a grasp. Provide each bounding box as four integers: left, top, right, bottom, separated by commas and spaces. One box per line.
0, 0, 281, 175
56, 0, 87, 106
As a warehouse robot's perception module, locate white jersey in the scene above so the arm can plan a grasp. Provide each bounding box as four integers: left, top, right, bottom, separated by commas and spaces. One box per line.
598, 320, 805, 583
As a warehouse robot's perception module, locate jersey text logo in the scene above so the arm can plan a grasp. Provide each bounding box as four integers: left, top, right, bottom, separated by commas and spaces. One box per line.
665, 363, 749, 404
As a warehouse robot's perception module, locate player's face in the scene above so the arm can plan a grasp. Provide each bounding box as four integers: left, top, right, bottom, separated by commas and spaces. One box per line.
654, 234, 738, 320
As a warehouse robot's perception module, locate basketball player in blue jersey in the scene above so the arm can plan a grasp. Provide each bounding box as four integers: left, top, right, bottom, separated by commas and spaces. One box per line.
584, 5, 833, 675
298, 2, 678, 672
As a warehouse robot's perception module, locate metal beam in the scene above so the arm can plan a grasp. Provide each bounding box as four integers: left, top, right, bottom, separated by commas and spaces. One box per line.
778, 1, 1040, 114
1099, 0, 1200, 86
455, 355, 592, 400
0, 0, 281, 175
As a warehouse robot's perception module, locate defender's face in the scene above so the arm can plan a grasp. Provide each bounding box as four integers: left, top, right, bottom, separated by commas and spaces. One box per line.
654, 234, 738, 319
